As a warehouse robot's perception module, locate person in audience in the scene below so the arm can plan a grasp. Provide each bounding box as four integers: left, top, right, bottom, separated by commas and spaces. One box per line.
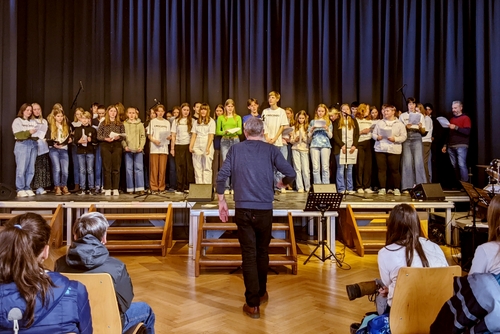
147, 104, 170, 194
290, 110, 310, 192
355, 103, 374, 194
46, 107, 72, 196
55, 212, 155, 333
0, 213, 92, 333
12, 103, 38, 198
31, 103, 52, 195
216, 117, 296, 319
97, 105, 125, 196
419, 103, 433, 184
242, 98, 260, 124
171, 103, 194, 194
73, 111, 98, 195
400, 97, 427, 193
309, 103, 334, 185
333, 103, 359, 192
123, 107, 146, 194
262, 91, 289, 192
190, 103, 216, 184
216, 99, 242, 194
70, 108, 84, 193
212, 104, 224, 185
372, 105, 407, 195
430, 195, 500, 333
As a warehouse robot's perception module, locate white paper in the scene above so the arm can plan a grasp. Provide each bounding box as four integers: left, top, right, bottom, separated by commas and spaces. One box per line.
379, 128, 393, 139
226, 127, 240, 134
408, 113, 421, 125
81, 131, 88, 147
437, 116, 450, 128
33, 123, 48, 138
109, 131, 126, 139
314, 119, 326, 128
282, 127, 294, 135
339, 149, 358, 165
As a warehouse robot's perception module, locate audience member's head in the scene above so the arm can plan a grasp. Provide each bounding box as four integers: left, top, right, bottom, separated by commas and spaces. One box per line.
73, 212, 109, 243
487, 195, 500, 242
244, 117, 264, 138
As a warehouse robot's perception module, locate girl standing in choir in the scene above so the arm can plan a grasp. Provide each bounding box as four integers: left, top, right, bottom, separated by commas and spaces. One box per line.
291, 110, 311, 192
355, 104, 374, 194
420, 103, 433, 184
167, 106, 179, 191
46, 107, 72, 196
190, 103, 216, 184
97, 105, 125, 196
31, 103, 52, 195
12, 103, 38, 197
73, 111, 97, 195
309, 103, 333, 185
333, 103, 359, 193
147, 104, 170, 194
372, 105, 407, 195
212, 104, 224, 185
216, 99, 242, 194
70, 107, 83, 193
171, 103, 194, 194
123, 107, 146, 194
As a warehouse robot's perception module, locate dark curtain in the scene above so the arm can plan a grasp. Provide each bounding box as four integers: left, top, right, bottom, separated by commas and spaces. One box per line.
1, 0, 499, 187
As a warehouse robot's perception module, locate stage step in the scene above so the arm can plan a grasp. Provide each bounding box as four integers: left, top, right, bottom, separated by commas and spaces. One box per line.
89, 204, 173, 256
195, 212, 298, 276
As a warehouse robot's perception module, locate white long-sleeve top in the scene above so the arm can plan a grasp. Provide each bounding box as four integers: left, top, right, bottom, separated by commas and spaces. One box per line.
422, 115, 433, 143
372, 119, 407, 154
469, 241, 500, 275
12, 117, 37, 140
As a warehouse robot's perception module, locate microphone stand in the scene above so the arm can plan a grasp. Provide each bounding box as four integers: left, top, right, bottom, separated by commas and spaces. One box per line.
397, 84, 408, 110
342, 113, 364, 199
70, 82, 83, 111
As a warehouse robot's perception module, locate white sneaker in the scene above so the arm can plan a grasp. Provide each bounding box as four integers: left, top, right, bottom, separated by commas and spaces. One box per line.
104, 189, 112, 196
113, 189, 120, 196
26, 190, 36, 197
17, 190, 28, 198
224, 189, 230, 195
393, 189, 401, 196
387, 189, 394, 194
378, 188, 386, 195
357, 188, 364, 194
174, 191, 183, 195
297, 189, 305, 193
364, 188, 374, 194
347, 190, 356, 195
281, 188, 287, 193
402, 190, 410, 195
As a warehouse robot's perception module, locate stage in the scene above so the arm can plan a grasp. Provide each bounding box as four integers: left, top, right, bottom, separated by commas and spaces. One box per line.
0, 189, 466, 250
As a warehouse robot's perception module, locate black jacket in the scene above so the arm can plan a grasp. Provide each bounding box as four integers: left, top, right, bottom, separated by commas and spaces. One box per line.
73, 125, 98, 154
54, 234, 134, 315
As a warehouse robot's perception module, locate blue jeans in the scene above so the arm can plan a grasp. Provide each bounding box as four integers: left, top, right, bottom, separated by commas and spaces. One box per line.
14, 140, 38, 191
122, 302, 155, 334
401, 131, 427, 190
234, 208, 273, 307
125, 152, 145, 192
77, 153, 95, 190
448, 146, 468, 182
310, 147, 330, 184
336, 154, 353, 192
49, 147, 69, 187
292, 149, 311, 191
95, 145, 103, 188
220, 137, 240, 190
71, 143, 80, 185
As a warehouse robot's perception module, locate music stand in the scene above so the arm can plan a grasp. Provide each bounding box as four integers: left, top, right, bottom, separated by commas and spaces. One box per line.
459, 181, 491, 271
303, 185, 343, 265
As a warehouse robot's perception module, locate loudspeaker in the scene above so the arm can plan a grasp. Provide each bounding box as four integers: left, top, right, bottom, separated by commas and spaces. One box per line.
187, 184, 214, 202
311, 184, 337, 193
410, 183, 445, 201
459, 226, 489, 272
0, 183, 16, 201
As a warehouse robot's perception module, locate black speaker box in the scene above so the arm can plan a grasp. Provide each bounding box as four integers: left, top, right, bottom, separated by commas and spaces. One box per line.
187, 184, 214, 202
410, 183, 445, 201
459, 226, 489, 272
0, 183, 16, 201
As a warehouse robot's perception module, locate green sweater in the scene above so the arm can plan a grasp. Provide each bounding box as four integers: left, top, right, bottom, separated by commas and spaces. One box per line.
216, 115, 242, 137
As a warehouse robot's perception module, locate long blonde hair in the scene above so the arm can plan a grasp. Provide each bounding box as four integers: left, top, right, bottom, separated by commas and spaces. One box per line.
48, 108, 70, 140
314, 104, 331, 126
224, 99, 238, 121
338, 103, 354, 130
294, 110, 309, 131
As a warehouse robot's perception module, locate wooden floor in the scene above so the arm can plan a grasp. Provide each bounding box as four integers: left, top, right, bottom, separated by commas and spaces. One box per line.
47, 240, 460, 334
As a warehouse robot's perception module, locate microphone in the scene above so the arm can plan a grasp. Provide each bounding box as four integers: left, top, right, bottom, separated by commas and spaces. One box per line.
80, 81, 84, 92
396, 83, 407, 92
8, 308, 22, 334
154, 98, 161, 105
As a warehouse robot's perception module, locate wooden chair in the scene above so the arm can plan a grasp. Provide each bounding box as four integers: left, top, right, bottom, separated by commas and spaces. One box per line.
62, 273, 143, 334
389, 266, 462, 334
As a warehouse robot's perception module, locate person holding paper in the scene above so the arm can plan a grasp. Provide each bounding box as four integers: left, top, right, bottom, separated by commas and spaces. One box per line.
215, 99, 242, 194
73, 111, 98, 195
332, 103, 359, 193
372, 105, 407, 195
171, 103, 195, 194
123, 107, 146, 194
190, 103, 216, 184
399, 97, 427, 193
309, 103, 335, 185
291, 110, 311, 192
97, 105, 125, 196
148, 104, 170, 194
441, 100, 471, 183
355, 103, 375, 194
31, 103, 52, 195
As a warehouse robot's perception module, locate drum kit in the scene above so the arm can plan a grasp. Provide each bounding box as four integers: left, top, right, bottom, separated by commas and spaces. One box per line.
479, 159, 500, 194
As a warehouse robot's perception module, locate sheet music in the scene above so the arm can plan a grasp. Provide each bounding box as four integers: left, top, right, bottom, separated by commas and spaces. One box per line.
379, 128, 392, 139
437, 117, 450, 128
409, 113, 421, 125
339, 149, 358, 165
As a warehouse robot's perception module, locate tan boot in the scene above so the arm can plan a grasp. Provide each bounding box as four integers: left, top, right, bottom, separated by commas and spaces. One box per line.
62, 186, 71, 195
54, 186, 62, 196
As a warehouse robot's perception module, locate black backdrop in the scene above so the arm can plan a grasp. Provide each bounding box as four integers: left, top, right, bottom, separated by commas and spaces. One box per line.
1, 0, 499, 187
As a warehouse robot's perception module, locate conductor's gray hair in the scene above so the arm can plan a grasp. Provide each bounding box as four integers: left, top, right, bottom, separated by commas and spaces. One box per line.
72, 212, 110, 240
244, 117, 264, 137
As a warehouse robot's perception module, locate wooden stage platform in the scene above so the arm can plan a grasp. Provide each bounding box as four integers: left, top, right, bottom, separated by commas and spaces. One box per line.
0, 189, 468, 248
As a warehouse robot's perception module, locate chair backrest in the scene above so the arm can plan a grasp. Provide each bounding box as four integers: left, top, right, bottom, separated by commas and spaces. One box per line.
389, 265, 462, 334
62, 273, 122, 334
